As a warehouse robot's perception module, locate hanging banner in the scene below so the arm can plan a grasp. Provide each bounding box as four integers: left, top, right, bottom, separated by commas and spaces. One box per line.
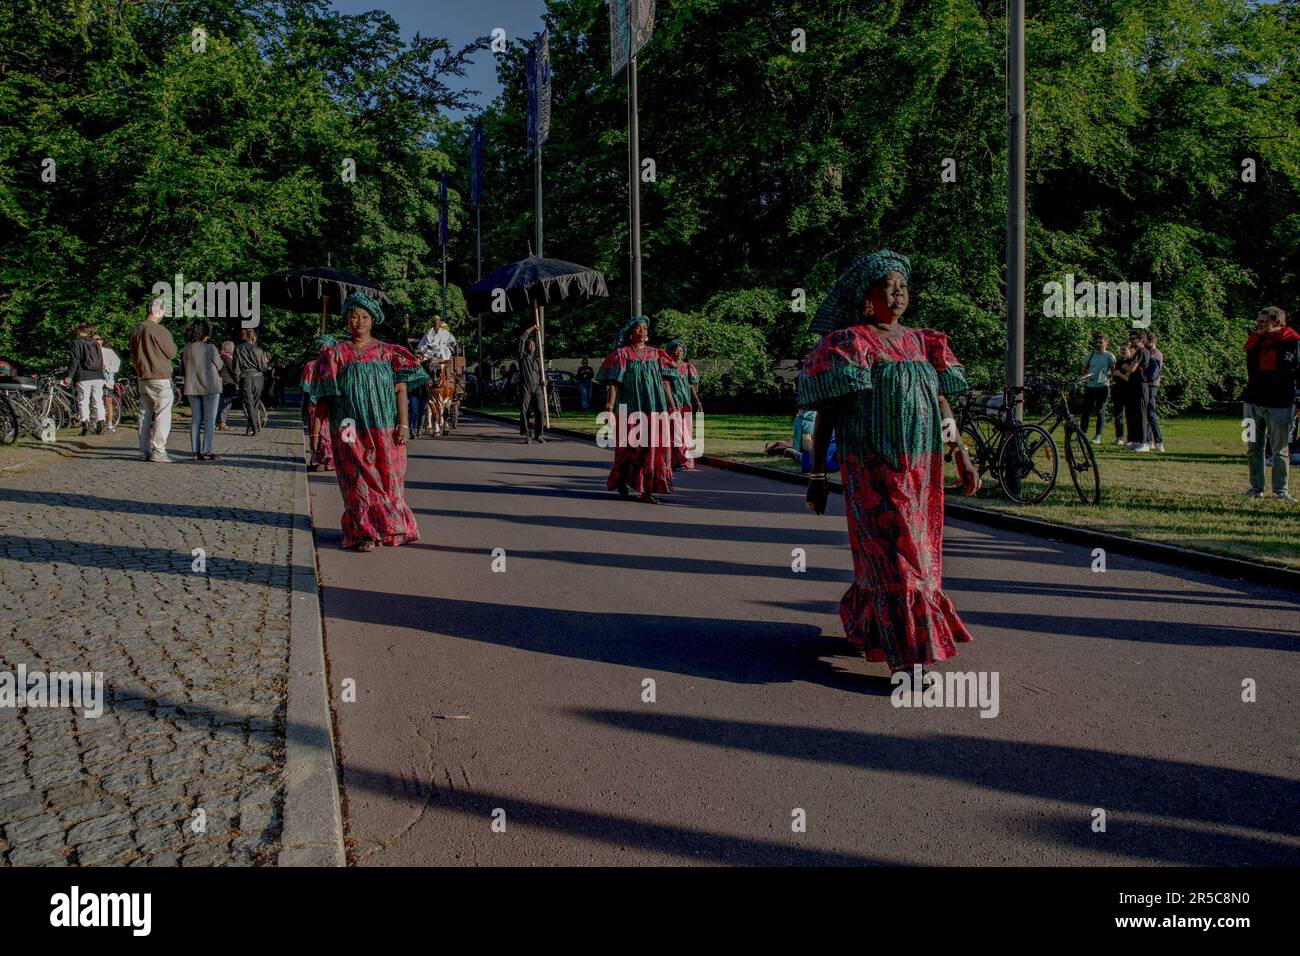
470, 117, 484, 208
609, 0, 655, 76
526, 31, 552, 156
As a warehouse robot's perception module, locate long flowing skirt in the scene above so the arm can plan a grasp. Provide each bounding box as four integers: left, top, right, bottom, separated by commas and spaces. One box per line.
311, 415, 335, 471
670, 407, 695, 470
329, 425, 419, 548
838, 447, 972, 670
606, 411, 673, 495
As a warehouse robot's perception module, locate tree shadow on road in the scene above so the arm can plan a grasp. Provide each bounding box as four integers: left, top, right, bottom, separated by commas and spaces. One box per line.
572, 709, 1300, 858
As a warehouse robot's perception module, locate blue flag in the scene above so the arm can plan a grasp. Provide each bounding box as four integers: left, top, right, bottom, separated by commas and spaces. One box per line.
470, 118, 484, 207
526, 31, 551, 156
438, 173, 448, 247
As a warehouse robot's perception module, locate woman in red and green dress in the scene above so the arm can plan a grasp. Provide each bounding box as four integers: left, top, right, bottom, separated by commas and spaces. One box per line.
664, 339, 702, 471
307, 335, 337, 473
598, 316, 679, 504
301, 292, 429, 551
798, 251, 981, 673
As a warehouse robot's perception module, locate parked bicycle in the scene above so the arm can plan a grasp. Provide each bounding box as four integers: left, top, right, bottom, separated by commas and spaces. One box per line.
950, 385, 1059, 504
1025, 373, 1102, 505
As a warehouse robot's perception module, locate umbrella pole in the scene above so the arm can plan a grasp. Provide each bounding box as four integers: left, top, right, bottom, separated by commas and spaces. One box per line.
534, 295, 549, 429
320, 295, 328, 336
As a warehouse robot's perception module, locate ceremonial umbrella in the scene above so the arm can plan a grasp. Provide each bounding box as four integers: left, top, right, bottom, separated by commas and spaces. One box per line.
466, 254, 608, 423
259, 268, 394, 334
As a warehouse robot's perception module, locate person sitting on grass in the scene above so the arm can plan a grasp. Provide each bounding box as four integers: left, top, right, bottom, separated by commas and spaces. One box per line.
766, 406, 838, 472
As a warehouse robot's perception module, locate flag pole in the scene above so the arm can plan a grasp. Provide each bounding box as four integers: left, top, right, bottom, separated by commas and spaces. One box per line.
535, 139, 549, 427
627, 1, 642, 319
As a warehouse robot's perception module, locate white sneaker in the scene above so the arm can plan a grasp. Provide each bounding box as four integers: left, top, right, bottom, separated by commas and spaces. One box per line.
1155, 443, 1164, 452
1090, 436, 1101, 445
1134, 443, 1151, 452
1111, 438, 1125, 446
1277, 491, 1296, 502
1241, 489, 1264, 498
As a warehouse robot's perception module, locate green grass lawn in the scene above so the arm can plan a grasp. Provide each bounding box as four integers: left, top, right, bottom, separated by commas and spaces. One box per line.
469, 405, 1300, 569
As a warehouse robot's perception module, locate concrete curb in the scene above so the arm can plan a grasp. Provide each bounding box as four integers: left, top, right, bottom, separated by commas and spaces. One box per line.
465, 409, 1300, 593
278, 427, 346, 866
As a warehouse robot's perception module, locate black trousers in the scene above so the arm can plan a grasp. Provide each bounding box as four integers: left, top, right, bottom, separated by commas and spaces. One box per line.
1111, 384, 1127, 439
1125, 380, 1149, 444
241, 374, 264, 433
519, 387, 544, 438
1079, 387, 1108, 437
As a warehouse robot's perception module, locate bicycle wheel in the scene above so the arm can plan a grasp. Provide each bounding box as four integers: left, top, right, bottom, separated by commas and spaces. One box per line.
110, 391, 124, 429
1064, 425, 1102, 505
998, 423, 1058, 504
0, 397, 17, 445
960, 414, 1001, 476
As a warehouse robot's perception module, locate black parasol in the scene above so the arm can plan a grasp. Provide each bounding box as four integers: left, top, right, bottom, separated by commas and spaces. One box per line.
466, 255, 607, 427
260, 268, 393, 332
465, 255, 607, 314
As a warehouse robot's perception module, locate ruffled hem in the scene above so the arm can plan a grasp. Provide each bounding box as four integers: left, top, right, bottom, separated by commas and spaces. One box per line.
839, 580, 973, 671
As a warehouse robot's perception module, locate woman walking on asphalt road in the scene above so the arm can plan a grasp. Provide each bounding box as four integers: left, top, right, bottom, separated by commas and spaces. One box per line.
597, 316, 680, 504
305, 334, 337, 473
664, 339, 702, 471
301, 292, 428, 552
798, 250, 981, 674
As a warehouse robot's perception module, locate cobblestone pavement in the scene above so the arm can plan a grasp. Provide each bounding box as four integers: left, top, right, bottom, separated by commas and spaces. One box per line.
0, 411, 302, 866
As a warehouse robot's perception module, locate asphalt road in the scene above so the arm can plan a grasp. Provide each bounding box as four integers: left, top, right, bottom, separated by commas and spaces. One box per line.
309, 415, 1299, 866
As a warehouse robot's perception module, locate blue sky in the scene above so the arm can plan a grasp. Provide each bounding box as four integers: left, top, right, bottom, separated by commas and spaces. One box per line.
328, 0, 549, 116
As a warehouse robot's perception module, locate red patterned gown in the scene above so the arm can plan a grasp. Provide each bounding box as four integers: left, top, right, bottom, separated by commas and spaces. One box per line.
597, 345, 678, 496
670, 359, 700, 470
797, 325, 974, 670
301, 340, 429, 548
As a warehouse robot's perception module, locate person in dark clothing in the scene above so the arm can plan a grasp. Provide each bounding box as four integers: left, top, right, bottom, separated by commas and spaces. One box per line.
216, 341, 238, 430
63, 323, 106, 435
1122, 329, 1152, 450
1241, 306, 1300, 499
576, 357, 595, 410
518, 324, 545, 444
234, 328, 269, 435
1142, 330, 1165, 452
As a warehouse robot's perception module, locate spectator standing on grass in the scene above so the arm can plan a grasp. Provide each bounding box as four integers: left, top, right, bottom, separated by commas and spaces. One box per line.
1241, 306, 1300, 500
576, 357, 594, 410
94, 332, 120, 433
1110, 342, 1134, 445
1078, 334, 1114, 444
129, 298, 177, 462
234, 328, 269, 436
181, 320, 222, 460
216, 341, 237, 430
64, 323, 106, 436
1124, 329, 1152, 451
1143, 331, 1165, 452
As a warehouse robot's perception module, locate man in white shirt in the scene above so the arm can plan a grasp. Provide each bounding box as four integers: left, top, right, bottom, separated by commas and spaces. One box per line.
415, 315, 456, 362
